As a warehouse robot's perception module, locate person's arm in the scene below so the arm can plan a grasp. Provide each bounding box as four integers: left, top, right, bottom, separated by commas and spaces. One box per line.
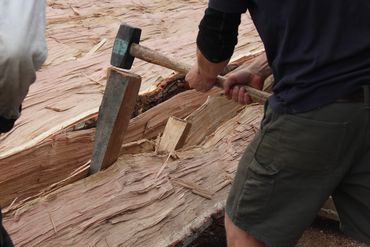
185, 7, 242, 92
186, 5, 272, 104
0, 0, 47, 133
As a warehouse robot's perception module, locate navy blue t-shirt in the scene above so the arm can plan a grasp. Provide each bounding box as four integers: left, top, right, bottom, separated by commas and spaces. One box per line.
209, 0, 370, 113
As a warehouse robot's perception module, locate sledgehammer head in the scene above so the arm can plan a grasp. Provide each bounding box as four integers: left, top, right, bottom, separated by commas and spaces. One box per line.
111, 24, 142, 69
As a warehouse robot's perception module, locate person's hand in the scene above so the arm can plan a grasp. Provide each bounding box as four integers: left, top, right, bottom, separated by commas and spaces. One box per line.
224, 65, 265, 105
185, 64, 217, 92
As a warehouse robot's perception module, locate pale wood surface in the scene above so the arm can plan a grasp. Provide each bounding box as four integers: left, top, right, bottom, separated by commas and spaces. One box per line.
0, 0, 262, 206
0, 0, 262, 155
0, 88, 220, 207
184, 94, 245, 147
0, 127, 96, 207
124, 88, 222, 145
4, 105, 264, 247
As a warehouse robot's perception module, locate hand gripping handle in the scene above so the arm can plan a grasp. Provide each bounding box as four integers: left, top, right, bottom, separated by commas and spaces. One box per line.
130, 43, 271, 103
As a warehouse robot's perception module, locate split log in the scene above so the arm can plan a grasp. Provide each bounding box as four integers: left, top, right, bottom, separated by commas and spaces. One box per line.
4, 105, 264, 247
134, 74, 190, 117
0, 128, 96, 208
0, 0, 263, 207
0, 0, 262, 152
0, 55, 254, 207
3, 98, 340, 246
183, 94, 245, 147
0, 88, 219, 208
124, 88, 222, 145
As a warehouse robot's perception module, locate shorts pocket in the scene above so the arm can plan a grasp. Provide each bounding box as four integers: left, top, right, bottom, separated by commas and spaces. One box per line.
256, 112, 347, 173
236, 158, 279, 222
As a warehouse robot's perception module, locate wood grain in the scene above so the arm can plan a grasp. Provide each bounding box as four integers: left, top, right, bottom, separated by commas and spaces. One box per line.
0, 0, 263, 207
0, 88, 219, 207
4, 105, 264, 247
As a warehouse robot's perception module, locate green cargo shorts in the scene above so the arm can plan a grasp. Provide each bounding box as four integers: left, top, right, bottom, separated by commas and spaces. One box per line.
226, 100, 370, 247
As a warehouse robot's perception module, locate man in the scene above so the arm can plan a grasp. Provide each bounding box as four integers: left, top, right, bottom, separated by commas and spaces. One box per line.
186, 1, 370, 246
0, 1, 47, 246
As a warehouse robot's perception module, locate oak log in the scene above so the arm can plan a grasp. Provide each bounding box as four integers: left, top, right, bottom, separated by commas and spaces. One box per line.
4, 105, 264, 247
0, 88, 220, 208
0, 0, 263, 209
184, 94, 245, 147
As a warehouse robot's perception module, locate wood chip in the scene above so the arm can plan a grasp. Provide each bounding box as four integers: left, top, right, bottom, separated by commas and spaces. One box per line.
172, 179, 213, 200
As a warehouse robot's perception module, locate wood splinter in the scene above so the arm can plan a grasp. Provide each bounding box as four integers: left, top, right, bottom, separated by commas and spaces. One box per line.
172, 179, 214, 200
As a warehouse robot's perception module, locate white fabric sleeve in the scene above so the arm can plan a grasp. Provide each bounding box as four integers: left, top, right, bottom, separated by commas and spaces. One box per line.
0, 0, 47, 120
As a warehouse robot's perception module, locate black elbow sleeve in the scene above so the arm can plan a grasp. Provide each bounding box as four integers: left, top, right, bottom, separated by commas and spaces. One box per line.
197, 8, 241, 63
0, 105, 21, 133
0, 117, 16, 133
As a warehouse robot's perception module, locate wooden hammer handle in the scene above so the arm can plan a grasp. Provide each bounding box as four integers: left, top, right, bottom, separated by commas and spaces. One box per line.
131, 43, 190, 73
130, 43, 270, 103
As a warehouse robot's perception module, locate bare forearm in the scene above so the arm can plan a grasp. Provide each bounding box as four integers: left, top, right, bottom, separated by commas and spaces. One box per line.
196, 48, 229, 79
195, 7, 241, 79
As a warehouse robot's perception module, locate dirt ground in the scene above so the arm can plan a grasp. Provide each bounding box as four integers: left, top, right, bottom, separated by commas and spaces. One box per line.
189, 214, 369, 247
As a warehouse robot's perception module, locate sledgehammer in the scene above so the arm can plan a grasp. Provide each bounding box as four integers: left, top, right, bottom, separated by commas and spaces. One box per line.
111, 24, 270, 104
